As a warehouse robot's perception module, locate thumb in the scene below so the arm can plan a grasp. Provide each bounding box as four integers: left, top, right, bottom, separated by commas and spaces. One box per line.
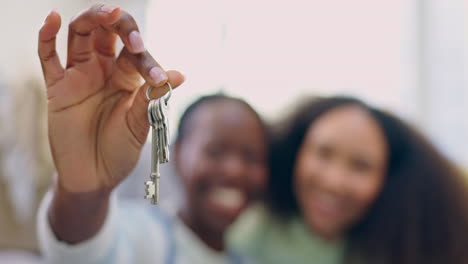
126, 70, 185, 145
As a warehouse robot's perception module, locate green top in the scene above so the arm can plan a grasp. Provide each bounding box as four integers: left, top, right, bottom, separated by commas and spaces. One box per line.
228, 204, 346, 264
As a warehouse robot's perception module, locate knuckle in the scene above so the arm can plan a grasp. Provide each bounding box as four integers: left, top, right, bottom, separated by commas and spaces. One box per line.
39, 49, 57, 62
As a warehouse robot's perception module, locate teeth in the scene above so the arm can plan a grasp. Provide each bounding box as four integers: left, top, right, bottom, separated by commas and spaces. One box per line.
320, 193, 338, 203
209, 187, 246, 210
316, 193, 341, 210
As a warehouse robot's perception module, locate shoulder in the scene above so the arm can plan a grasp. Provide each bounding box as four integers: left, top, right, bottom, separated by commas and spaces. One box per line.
228, 203, 346, 264
227, 204, 274, 256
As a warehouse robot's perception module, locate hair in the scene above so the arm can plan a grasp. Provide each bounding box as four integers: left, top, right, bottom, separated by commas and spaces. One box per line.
175, 93, 267, 143
268, 96, 468, 264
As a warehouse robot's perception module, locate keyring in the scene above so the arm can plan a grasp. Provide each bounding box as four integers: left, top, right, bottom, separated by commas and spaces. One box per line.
146, 82, 172, 104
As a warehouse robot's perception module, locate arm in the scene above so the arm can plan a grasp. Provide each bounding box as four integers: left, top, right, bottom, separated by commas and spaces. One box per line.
37, 189, 116, 263
38, 188, 170, 264
48, 183, 110, 244
36, 4, 184, 256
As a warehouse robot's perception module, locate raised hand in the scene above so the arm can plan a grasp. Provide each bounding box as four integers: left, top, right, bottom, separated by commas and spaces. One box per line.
38, 5, 184, 243
38, 5, 184, 194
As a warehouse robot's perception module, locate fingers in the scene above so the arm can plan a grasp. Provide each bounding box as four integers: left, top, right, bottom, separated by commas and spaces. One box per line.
112, 48, 168, 90
38, 9, 64, 87
102, 10, 146, 54
146, 71, 185, 99
67, 4, 148, 67
126, 71, 185, 145
93, 25, 117, 58
66, 4, 121, 67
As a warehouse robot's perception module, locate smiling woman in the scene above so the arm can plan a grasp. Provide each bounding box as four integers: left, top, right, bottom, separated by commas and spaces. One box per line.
293, 104, 388, 242
174, 94, 268, 251
230, 96, 468, 264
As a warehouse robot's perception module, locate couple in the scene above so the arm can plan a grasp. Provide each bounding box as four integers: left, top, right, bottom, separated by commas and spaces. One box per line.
37, 5, 468, 264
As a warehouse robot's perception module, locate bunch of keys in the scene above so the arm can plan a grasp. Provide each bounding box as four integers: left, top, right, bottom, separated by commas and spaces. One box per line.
144, 83, 172, 204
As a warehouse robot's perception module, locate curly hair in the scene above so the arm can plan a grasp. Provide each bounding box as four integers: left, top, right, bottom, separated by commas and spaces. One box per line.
267, 96, 468, 264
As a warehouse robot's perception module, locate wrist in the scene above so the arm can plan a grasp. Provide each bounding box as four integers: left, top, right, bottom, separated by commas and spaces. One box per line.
48, 179, 111, 244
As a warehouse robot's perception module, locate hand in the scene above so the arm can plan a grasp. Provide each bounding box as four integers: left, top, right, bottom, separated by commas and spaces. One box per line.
38, 5, 184, 195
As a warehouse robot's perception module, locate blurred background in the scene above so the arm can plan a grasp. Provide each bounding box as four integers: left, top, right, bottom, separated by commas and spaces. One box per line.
0, 0, 466, 262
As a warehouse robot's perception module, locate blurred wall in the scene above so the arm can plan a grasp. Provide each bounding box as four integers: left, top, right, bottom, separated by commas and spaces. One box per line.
420, 0, 468, 165
146, 0, 468, 166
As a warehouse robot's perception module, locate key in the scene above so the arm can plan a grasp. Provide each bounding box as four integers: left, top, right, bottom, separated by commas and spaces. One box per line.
145, 100, 160, 204
156, 98, 170, 163
145, 99, 166, 204
144, 83, 172, 204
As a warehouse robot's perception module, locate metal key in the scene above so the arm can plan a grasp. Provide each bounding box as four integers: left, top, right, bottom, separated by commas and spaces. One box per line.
144, 100, 161, 204
153, 99, 170, 163
144, 84, 172, 205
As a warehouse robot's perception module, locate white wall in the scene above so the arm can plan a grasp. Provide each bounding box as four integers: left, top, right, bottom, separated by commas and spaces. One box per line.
147, 0, 419, 121
419, 0, 468, 165
147, 0, 467, 166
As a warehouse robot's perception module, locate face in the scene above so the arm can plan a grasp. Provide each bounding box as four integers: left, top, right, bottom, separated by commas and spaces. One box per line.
175, 100, 267, 233
294, 105, 387, 240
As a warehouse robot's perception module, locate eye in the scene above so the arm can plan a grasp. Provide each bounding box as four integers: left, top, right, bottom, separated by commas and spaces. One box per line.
350, 158, 372, 173
205, 145, 224, 159
315, 145, 333, 161
242, 150, 265, 166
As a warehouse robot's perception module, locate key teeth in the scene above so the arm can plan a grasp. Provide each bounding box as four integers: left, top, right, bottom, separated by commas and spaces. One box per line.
144, 180, 159, 204
144, 181, 155, 199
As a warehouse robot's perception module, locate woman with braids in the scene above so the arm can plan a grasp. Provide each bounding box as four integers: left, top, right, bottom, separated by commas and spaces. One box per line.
230, 96, 468, 264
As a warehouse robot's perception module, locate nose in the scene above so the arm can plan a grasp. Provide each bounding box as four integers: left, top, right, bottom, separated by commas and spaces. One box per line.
320, 163, 348, 194
222, 153, 248, 182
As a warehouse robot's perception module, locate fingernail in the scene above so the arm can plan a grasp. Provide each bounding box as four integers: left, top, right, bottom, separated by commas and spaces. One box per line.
100, 5, 118, 14
128, 31, 145, 53
43, 8, 58, 24
179, 71, 186, 81
149, 67, 168, 85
